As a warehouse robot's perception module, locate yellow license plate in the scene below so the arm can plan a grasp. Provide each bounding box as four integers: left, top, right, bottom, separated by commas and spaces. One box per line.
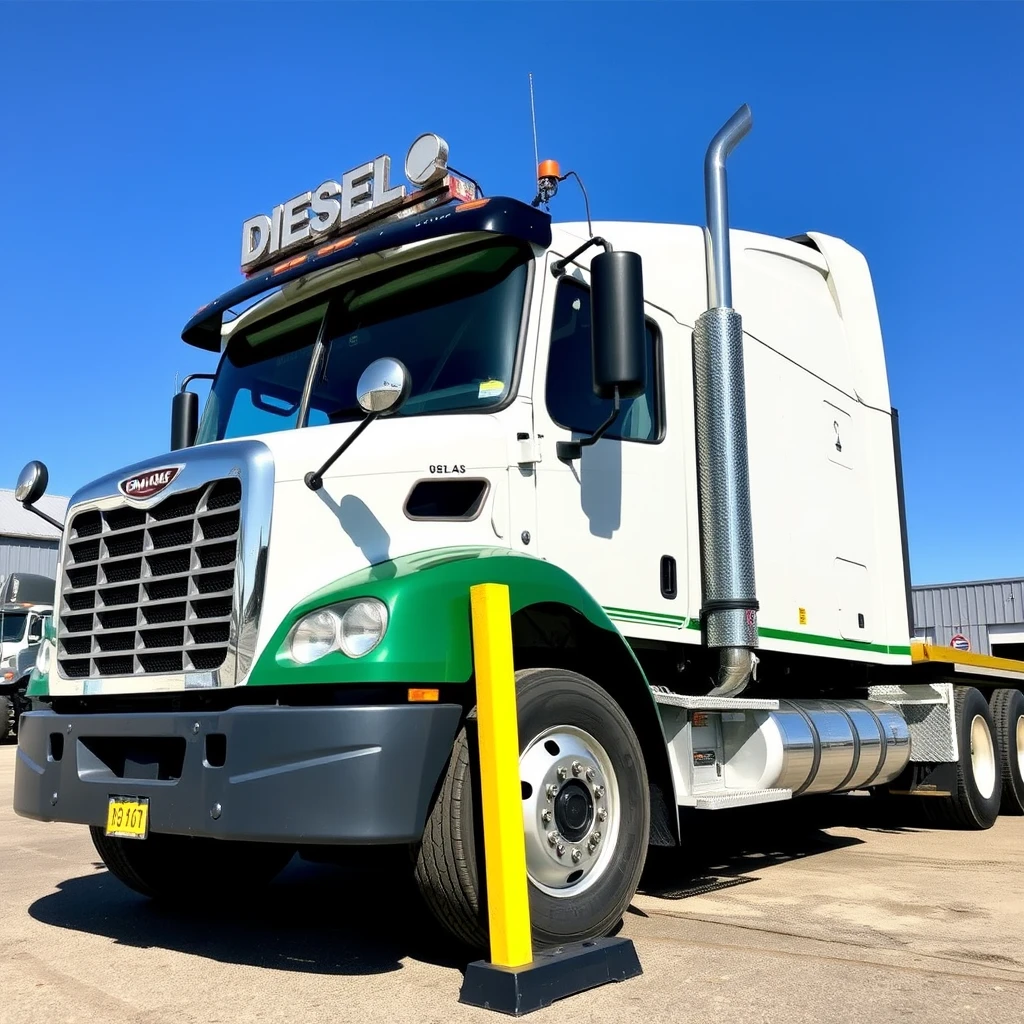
105, 796, 150, 839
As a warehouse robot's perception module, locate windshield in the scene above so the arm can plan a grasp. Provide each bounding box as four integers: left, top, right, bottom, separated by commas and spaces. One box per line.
0, 613, 27, 644
196, 240, 531, 443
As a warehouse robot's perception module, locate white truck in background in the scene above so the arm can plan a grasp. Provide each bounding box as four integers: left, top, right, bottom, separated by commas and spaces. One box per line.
0, 573, 54, 739
10, 108, 1024, 951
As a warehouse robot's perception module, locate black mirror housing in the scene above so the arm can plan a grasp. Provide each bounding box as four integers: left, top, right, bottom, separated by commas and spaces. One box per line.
15, 460, 49, 506
171, 390, 199, 451
590, 250, 646, 400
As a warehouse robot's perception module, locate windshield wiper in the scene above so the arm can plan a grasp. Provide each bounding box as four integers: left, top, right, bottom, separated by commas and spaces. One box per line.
296, 313, 331, 429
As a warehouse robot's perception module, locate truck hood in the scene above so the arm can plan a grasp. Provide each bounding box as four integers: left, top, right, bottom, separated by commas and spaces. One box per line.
244, 412, 517, 677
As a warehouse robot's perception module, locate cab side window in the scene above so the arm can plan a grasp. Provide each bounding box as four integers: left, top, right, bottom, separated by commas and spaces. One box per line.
545, 278, 661, 442
28, 617, 43, 643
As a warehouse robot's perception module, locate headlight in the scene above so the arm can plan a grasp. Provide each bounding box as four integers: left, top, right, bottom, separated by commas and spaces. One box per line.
287, 599, 389, 664
36, 641, 52, 676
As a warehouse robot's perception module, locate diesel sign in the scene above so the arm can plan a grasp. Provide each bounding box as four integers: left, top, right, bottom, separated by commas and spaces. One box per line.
240, 133, 455, 275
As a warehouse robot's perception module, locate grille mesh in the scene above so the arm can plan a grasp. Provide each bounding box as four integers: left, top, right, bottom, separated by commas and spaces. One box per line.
58, 478, 241, 679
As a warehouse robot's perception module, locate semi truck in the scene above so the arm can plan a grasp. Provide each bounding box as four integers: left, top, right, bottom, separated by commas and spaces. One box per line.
12, 109, 1024, 951
0, 573, 54, 739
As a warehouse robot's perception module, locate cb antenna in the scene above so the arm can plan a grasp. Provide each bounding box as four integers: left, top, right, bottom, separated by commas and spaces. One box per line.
529, 73, 540, 182
528, 73, 593, 235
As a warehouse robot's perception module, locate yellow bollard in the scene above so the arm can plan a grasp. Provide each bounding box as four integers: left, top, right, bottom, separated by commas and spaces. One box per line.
460, 582, 642, 1015
469, 582, 533, 969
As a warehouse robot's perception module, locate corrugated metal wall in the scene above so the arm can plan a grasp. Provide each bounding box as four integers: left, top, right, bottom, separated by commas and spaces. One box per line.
0, 537, 60, 583
912, 578, 1024, 655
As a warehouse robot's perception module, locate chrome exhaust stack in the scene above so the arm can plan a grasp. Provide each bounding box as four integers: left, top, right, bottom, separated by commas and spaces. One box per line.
693, 104, 759, 697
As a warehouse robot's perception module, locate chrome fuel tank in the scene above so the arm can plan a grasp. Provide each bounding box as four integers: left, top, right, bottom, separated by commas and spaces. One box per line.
767, 700, 911, 795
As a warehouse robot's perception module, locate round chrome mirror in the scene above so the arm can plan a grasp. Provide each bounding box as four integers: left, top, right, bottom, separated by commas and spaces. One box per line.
15, 460, 49, 505
356, 357, 411, 416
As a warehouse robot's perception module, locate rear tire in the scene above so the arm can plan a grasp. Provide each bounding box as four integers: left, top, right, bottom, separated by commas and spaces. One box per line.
925, 686, 1001, 829
90, 828, 295, 900
989, 688, 1024, 815
414, 667, 650, 951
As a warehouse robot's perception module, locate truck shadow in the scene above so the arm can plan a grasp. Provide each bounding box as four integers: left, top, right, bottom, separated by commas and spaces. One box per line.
28, 855, 468, 977
28, 794, 929, 971
639, 792, 929, 901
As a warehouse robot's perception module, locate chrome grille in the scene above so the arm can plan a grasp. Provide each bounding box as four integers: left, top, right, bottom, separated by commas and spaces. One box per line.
58, 478, 241, 679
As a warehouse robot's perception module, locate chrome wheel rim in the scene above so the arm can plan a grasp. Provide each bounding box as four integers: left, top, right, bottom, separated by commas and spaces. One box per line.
970, 713, 997, 800
520, 725, 619, 897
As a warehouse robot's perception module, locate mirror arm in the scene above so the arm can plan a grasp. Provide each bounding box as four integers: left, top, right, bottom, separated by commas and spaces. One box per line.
23, 503, 64, 534
551, 236, 612, 278
180, 373, 215, 393
304, 413, 379, 492
556, 387, 621, 462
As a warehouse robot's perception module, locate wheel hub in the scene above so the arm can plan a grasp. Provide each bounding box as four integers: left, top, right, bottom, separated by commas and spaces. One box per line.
520, 726, 619, 897
554, 780, 593, 842
970, 713, 997, 800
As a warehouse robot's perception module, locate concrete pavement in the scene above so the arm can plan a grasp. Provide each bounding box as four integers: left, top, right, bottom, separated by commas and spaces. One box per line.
1, 742, 1021, 1024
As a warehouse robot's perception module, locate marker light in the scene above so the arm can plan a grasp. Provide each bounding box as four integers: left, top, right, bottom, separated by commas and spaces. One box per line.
535, 159, 562, 206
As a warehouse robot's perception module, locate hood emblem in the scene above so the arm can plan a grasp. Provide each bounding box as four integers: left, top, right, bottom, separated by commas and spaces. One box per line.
118, 466, 182, 501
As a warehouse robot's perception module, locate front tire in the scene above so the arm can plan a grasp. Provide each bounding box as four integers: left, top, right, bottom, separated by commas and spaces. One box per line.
415, 667, 650, 951
0, 696, 12, 745
925, 686, 1002, 829
90, 828, 295, 900
990, 688, 1024, 815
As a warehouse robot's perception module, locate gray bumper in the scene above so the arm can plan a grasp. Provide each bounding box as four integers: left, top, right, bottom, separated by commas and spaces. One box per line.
14, 703, 461, 844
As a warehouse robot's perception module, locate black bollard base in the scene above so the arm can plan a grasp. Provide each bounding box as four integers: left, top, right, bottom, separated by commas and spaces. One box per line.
458, 936, 642, 1016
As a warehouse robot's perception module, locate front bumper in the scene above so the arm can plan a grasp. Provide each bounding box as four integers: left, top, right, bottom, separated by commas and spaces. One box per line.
14, 703, 461, 844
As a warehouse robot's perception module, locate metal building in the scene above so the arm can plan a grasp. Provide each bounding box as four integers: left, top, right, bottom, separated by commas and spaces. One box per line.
912, 577, 1024, 661
0, 488, 69, 583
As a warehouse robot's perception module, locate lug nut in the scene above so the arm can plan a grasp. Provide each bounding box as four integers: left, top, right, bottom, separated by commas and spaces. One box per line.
585, 767, 596, 782
598, 808, 608, 822
546, 783, 558, 800
547, 830, 559, 846
572, 761, 582, 776
192, 722, 201, 735
557, 766, 567, 781
571, 848, 582, 863
591, 831, 601, 844
594, 785, 605, 799
541, 809, 552, 823
556, 843, 565, 857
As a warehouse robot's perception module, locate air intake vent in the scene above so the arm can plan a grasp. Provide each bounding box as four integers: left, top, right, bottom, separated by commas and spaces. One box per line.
405, 479, 489, 521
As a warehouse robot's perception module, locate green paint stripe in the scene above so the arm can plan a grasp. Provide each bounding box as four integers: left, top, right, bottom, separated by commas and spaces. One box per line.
758, 626, 911, 657
603, 607, 688, 628
603, 607, 911, 657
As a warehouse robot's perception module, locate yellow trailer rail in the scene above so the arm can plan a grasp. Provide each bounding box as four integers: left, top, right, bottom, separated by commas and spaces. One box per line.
911, 643, 1024, 683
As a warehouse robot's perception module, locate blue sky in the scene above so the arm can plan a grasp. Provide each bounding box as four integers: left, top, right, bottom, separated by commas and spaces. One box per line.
1, 2, 1020, 586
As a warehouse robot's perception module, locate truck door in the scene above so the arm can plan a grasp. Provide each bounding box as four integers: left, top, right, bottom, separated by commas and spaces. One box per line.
530, 257, 693, 637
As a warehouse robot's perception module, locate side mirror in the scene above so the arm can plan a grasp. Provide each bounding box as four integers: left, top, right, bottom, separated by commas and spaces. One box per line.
356, 357, 412, 415
305, 357, 412, 492
15, 461, 48, 506
590, 250, 646, 399
171, 390, 199, 451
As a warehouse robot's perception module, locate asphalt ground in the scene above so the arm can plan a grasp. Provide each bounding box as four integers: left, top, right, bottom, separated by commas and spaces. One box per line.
2, 741, 1022, 1024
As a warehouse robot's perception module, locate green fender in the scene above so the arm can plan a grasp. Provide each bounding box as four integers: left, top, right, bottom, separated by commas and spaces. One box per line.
250, 545, 639, 687
249, 545, 680, 844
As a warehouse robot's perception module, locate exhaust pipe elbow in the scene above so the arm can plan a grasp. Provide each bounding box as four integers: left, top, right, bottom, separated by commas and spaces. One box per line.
703, 104, 752, 310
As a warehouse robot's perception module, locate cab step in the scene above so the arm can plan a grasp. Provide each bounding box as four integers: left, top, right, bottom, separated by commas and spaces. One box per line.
680, 788, 792, 810
652, 690, 779, 711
